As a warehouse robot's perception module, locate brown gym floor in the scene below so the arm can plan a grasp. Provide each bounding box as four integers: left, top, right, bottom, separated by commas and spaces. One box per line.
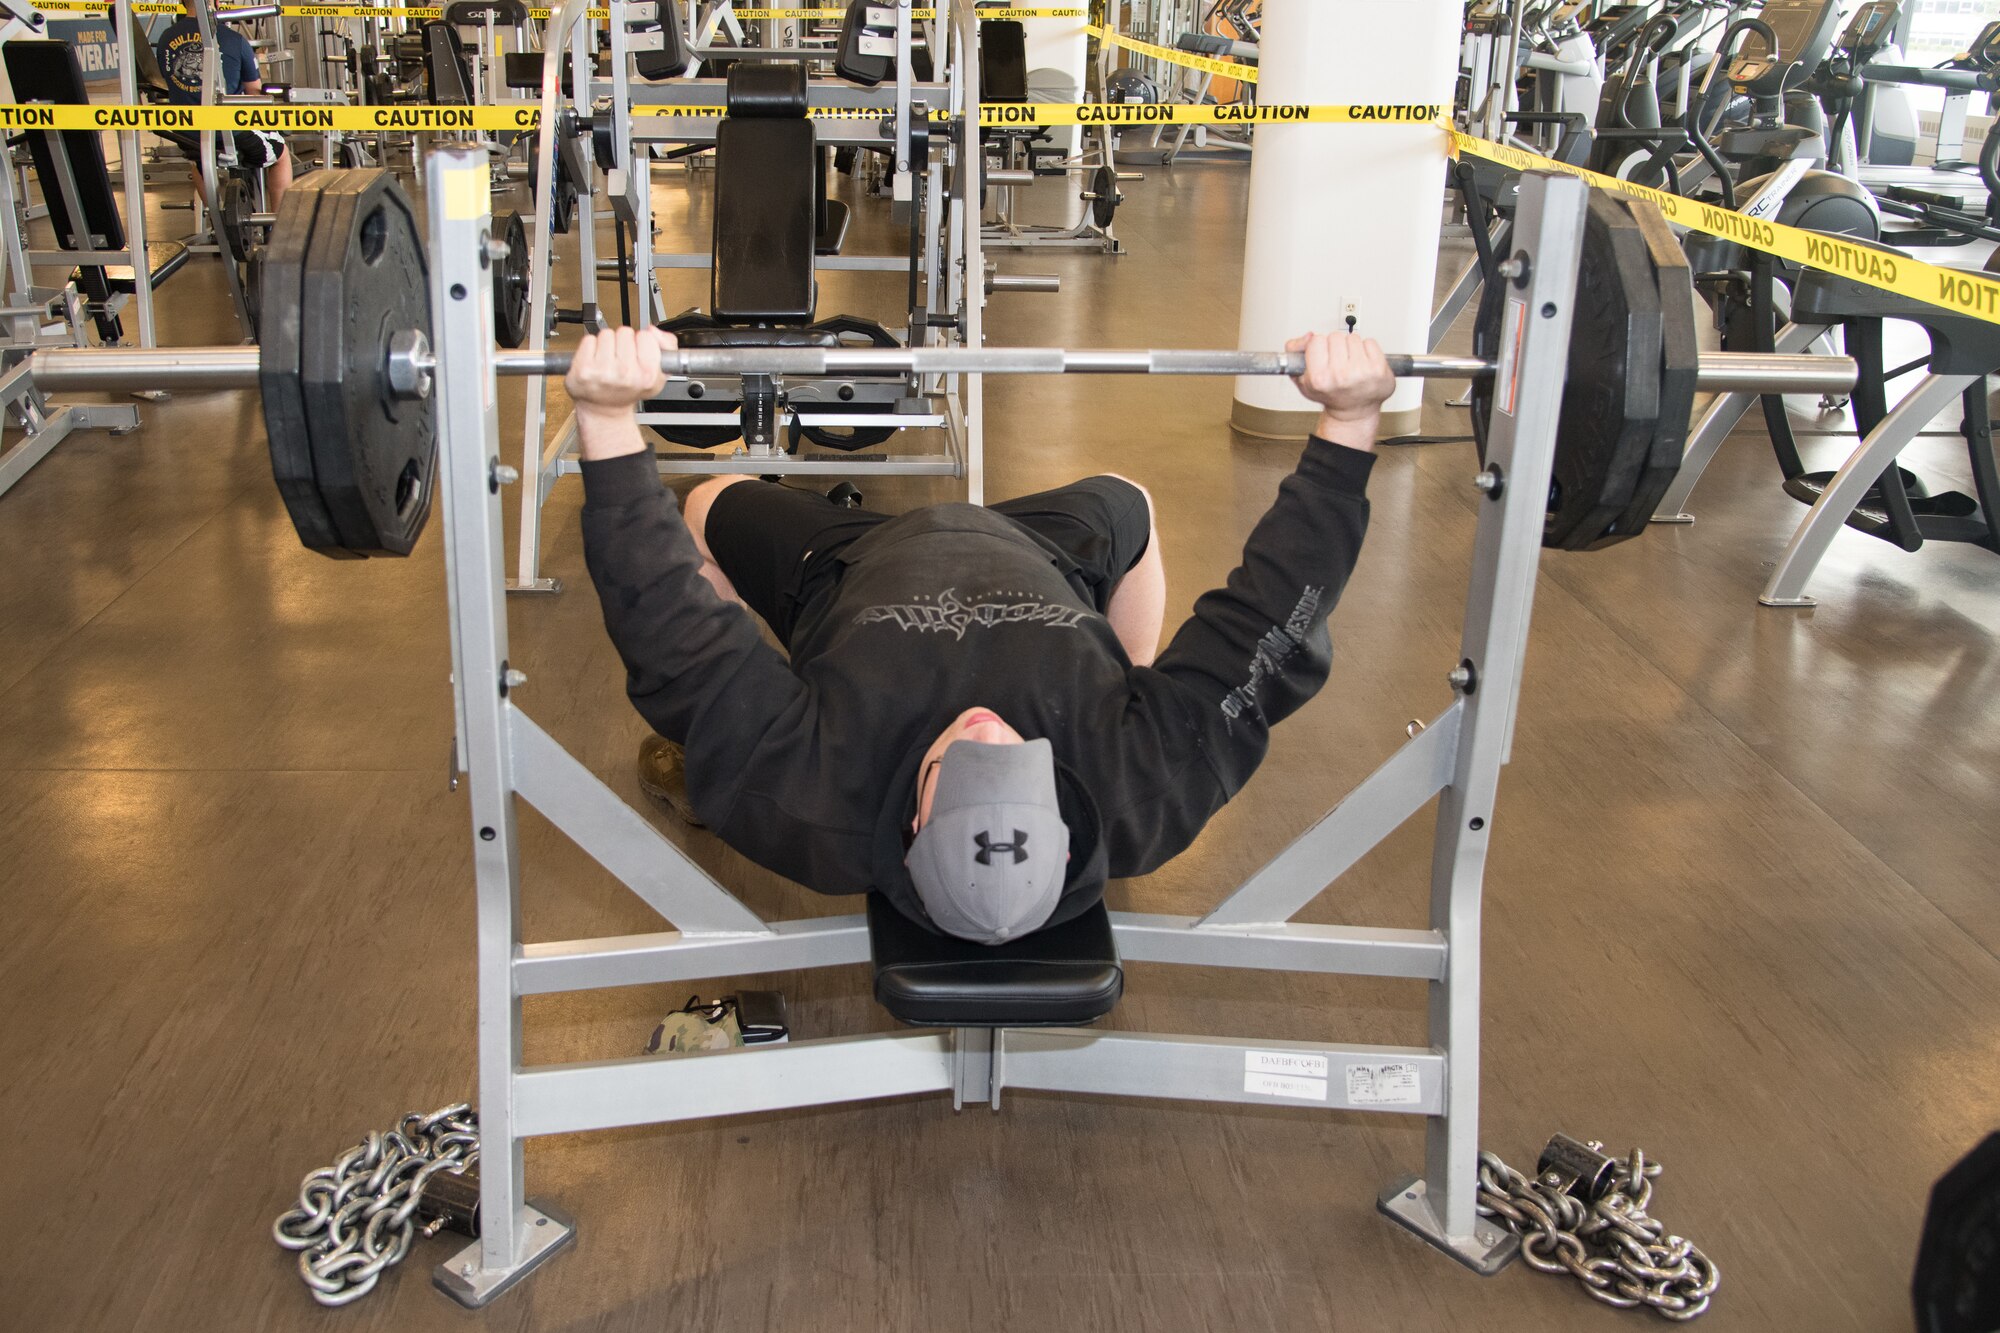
1, 153, 1995, 1333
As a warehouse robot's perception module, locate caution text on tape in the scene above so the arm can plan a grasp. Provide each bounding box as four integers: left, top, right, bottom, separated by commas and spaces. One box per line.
0, 101, 543, 130
975, 101, 1438, 125
0, 100, 1449, 131
30, 0, 1081, 16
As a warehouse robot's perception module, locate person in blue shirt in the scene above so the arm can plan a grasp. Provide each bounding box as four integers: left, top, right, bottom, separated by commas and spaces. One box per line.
155, 4, 292, 212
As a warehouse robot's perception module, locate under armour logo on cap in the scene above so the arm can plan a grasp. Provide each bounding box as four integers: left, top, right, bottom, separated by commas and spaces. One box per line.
973, 830, 1029, 866
905, 738, 1068, 945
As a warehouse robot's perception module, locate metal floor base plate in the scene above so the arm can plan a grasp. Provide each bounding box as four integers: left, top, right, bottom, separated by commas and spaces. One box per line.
432, 1201, 576, 1308
1377, 1175, 1520, 1276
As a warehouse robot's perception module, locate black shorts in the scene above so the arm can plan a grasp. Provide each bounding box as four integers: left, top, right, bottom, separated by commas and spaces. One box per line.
703, 476, 1153, 645
231, 130, 285, 169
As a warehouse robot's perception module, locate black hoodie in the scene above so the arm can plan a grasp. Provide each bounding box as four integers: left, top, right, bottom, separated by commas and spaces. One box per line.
580, 437, 1373, 930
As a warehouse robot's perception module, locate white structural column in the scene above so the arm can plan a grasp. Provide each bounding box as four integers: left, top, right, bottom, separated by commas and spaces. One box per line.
1231, 0, 1460, 439
1024, 10, 1090, 223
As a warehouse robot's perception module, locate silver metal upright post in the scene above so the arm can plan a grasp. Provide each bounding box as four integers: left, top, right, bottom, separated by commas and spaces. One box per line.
424, 147, 576, 1308
952, 0, 983, 504
114, 0, 158, 350
512, 0, 593, 594
1378, 170, 1588, 1273
189, 0, 254, 336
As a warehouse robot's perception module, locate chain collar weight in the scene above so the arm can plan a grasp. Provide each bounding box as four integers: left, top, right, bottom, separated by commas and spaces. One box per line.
1478, 1137, 1720, 1320
272, 1105, 480, 1306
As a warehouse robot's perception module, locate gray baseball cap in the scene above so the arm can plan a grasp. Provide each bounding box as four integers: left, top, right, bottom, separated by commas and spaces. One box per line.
905, 738, 1069, 944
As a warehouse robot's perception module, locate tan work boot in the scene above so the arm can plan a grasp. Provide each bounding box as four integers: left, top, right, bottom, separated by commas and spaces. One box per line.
636, 734, 705, 827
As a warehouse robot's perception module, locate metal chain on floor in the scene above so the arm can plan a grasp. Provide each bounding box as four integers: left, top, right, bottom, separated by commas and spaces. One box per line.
1478, 1137, 1720, 1321
271, 1105, 480, 1307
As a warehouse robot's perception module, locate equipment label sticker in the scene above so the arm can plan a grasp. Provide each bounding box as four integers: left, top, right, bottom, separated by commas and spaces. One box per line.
1244, 1072, 1329, 1101
1245, 1050, 1329, 1078
1345, 1062, 1422, 1106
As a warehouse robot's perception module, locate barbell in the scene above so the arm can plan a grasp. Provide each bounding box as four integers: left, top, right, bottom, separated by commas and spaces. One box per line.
12, 169, 1857, 559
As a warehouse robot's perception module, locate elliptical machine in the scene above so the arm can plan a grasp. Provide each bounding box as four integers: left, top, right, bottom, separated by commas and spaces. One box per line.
1681, 2, 1884, 486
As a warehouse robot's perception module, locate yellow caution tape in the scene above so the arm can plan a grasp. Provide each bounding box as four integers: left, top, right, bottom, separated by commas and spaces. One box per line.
723, 6, 1085, 17
0, 100, 1444, 131
1447, 129, 2000, 325
0, 101, 542, 130
977, 101, 1438, 125
1087, 24, 1255, 84
33, 1, 458, 13
30, 0, 1079, 16
36, 0, 187, 11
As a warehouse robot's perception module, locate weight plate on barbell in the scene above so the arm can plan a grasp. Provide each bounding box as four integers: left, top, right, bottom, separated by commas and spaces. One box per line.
1606, 200, 1698, 548
1472, 192, 1664, 551
1549, 193, 1662, 550
259, 174, 352, 558
493, 210, 532, 350
297, 170, 437, 558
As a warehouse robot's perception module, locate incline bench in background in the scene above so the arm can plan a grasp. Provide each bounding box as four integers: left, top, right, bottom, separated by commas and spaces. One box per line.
647, 61, 905, 454
3, 40, 189, 343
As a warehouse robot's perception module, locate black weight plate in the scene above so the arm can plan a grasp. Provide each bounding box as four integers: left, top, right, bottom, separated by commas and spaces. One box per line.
258, 175, 354, 558
242, 249, 262, 324
797, 313, 900, 450
297, 170, 436, 557
493, 210, 532, 349
644, 311, 738, 448
1601, 199, 1696, 547
1089, 164, 1118, 229
1470, 193, 1663, 550
218, 176, 248, 265
1914, 1132, 2000, 1333
1547, 192, 1661, 550
1468, 244, 1504, 468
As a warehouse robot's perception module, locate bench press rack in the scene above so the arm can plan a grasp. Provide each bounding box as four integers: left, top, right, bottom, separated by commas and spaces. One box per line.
8, 146, 1851, 1305
427, 145, 1582, 1304
511, 0, 995, 594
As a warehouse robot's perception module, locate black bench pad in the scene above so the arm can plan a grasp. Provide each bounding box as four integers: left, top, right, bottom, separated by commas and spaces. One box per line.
676, 326, 837, 348
75, 239, 190, 294
867, 894, 1123, 1028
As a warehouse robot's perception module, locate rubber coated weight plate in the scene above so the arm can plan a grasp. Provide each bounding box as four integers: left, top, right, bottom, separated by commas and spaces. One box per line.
1548, 193, 1661, 548
242, 250, 262, 323
219, 176, 249, 265
493, 210, 531, 349
1605, 199, 1695, 547
797, 314, 899, 450
297, 169, 436, 557
1913, 1132, 2000, 1333
644, 312, 740, 449
1470, 194, 1665, 550
1089, 164, 1119, 229
258, 176, 352, 557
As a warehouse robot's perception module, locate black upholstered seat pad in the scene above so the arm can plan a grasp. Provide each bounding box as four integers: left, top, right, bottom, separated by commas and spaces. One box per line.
868, 894, 1124, 1028
676, 326, 838, 349
713, 117, 818, 324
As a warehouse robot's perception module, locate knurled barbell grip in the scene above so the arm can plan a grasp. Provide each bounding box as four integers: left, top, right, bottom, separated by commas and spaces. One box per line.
21, 344, 1858, 397
494, 348, 1854, 394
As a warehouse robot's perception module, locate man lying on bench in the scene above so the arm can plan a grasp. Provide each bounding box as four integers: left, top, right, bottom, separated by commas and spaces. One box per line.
568, 327, 1392, 943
